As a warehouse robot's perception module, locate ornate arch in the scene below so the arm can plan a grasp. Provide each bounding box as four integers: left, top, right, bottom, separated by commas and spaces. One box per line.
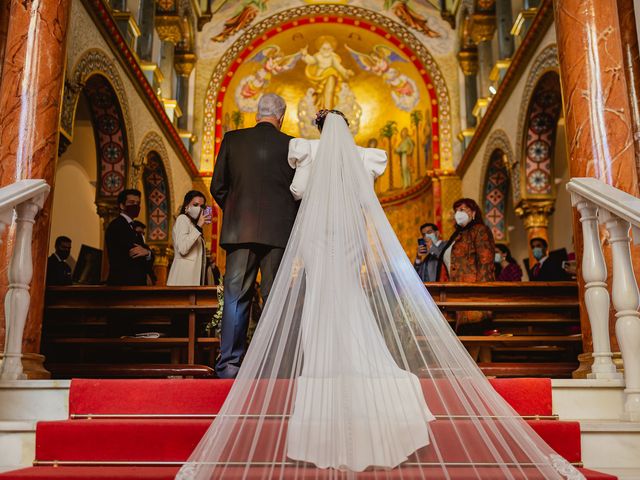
59, 48, 136, 195
482, 129, 515, 199
515, 44, 560, 200
138, 132, 174, 244
201, 5, 452, 176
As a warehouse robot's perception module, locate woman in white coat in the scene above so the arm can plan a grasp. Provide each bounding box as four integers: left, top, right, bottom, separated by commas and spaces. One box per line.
167, 190, 211, 286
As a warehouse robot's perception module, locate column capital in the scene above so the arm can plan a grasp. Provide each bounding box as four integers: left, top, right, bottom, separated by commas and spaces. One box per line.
457, 46, 479, 76
514, 199, 555, 229
470, 12, 497, 43
174, 52, 197, 77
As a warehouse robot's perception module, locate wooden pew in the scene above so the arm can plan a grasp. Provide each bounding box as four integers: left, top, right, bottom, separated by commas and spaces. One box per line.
43, 282, 580, 378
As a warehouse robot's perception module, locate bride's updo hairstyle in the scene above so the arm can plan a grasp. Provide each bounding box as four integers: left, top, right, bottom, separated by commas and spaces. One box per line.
313, 109, 349, 132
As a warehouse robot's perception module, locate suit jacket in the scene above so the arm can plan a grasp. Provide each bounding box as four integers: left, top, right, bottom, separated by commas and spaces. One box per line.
530, 254, 570, 281
167, 214, 206, 286
414, 241, 446, 282
105, 215, 153, 286
211, 122, 298, 249
46, 254, 72, 286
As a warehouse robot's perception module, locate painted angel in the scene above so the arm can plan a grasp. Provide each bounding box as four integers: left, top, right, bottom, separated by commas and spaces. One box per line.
235, 45, 301, 113
384, 0, 441, 38
211, 0, 268, 43
346, 44, 420, 112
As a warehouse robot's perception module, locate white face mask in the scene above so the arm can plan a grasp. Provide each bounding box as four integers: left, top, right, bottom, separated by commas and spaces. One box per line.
454, 210, 470, 227
187, 205, 201, 220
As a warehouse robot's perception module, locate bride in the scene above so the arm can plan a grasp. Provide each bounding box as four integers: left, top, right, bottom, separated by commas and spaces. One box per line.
177, 111, 584, 479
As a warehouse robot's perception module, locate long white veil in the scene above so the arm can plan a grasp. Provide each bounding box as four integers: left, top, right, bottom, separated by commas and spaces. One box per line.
177, 114, 584, 479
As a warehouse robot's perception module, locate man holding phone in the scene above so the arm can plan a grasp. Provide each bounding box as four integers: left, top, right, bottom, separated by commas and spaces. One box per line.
414, 222, 445, 282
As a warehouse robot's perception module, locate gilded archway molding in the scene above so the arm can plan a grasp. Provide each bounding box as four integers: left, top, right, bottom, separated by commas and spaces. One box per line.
515, 44, 559, 202
60, 48, 136, 187
201, 4, 452, 171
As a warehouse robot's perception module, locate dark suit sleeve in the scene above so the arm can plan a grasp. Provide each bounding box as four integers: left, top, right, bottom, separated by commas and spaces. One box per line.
211, 135, 230, 210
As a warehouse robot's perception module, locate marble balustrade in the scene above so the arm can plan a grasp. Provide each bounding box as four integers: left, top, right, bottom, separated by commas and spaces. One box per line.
568, 177, 640, 421
0, 180, 50, 380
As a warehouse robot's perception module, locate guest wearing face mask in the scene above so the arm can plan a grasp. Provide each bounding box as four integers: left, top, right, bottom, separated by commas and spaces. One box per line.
46, 236, 73, 286
105, 189, 154, 286
494, 243, 523, 281
414, 222, 445, 282
167, 190, 211, 286
529, 237, 569, 281
438, 198, 495, 334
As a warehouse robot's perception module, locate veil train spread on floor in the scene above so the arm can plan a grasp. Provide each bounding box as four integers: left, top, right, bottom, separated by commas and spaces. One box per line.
177, 114, 584, 479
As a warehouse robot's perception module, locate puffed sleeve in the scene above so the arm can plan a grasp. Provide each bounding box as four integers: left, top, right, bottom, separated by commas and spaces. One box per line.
288, 138, 313, 201
362, 148, 387, 178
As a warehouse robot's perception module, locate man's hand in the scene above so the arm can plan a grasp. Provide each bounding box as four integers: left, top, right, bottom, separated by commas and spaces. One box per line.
129, 244, 149, 259
415, 245, 428, 264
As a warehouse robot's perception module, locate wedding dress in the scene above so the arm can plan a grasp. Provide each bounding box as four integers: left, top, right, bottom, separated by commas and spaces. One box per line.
177, 114, 584, 479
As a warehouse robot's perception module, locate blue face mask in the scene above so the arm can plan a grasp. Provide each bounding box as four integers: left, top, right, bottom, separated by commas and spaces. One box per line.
532, 247, 544, 260
425, 233, 438, 244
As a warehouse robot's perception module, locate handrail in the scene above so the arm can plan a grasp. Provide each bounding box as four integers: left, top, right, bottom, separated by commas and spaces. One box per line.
0, 179, 50, 380
567, 177, 640, 421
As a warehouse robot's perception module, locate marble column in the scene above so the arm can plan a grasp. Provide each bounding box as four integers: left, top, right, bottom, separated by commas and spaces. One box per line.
0, 0, 72, 377
174, 52, 196, 131
0, 0, 10, 79
495, 0, 514, 60
554, 0, 640, 372
136, 0, 155, 62
617, 0, 640, 179
457, 46, 479, 129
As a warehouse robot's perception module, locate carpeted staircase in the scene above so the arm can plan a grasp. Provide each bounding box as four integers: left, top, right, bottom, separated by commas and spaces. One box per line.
0, 378, 616, 479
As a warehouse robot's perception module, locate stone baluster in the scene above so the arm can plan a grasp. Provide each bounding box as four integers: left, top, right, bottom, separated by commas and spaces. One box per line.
601, 212, 640, 419
0, 195, 48, 380
571, 196, 621, 379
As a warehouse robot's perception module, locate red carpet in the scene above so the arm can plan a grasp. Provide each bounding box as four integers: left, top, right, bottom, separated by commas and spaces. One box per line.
0, 379, 614, 479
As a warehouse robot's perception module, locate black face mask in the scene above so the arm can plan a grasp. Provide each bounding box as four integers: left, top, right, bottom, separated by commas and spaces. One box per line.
57, 251, 70, 260
123, 204, 141, 219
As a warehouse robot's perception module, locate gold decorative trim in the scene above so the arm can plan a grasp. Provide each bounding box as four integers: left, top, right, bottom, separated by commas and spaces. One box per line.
174, 52, 197, 77
470, 12, 497, 43
156, 15, 183, 42
514, 199, 555, 229
457, 46, 479, 76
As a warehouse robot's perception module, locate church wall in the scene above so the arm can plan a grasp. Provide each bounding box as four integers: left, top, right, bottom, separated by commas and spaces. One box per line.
460, 26, 557, 202
459, 26, 559, 258
49, 99, 101, 263
65, 0, 194, 214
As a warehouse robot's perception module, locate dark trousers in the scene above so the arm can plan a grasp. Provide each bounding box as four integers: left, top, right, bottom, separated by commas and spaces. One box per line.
215, 244, 285, 378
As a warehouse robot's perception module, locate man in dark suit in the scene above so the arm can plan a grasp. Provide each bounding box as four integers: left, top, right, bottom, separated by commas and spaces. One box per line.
529, 237, 570, 281
46, 236, 73, 286
105, 189, 154, 286
211, 93, 298, 379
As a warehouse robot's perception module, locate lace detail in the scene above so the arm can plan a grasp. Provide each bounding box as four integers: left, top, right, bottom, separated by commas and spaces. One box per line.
549, 454, 586, 480
175, 463, 195, 479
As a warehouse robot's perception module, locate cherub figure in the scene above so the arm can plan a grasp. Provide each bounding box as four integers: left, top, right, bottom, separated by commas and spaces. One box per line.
235, 45, 301, 112
346, 44, 420, 111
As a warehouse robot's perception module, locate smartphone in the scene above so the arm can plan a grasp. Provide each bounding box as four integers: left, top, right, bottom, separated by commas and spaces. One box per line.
204, 206, 213, 224
417, 238, 426, 247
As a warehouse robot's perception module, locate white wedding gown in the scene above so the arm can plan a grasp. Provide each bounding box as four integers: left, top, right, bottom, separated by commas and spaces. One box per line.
177, 114, 584, 480
286, 138, 435, 470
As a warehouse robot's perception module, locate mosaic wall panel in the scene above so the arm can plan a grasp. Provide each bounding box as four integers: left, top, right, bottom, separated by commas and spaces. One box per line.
142, 151, 171, 243
83, 74, 128, 198
524, 72, 562, 196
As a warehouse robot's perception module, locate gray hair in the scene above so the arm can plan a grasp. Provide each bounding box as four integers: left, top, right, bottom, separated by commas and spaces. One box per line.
257, 93, 286, 119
